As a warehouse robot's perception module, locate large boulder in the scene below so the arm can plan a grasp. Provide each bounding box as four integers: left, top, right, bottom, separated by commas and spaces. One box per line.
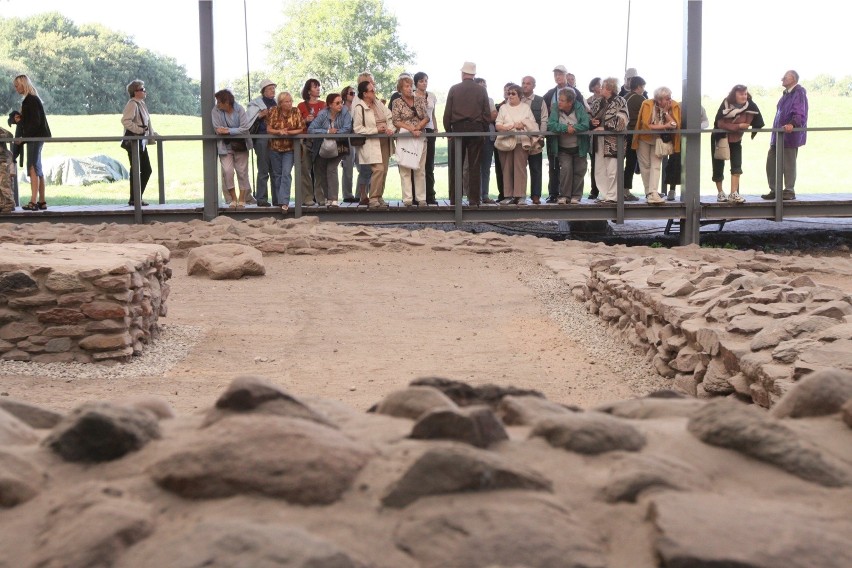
149, 415, 372, 504
43, 402, 161, 462
374, 386, 457, 420
530, 412, 647, 455
687, 399, 851, 487
381, 443, 551, 508
649, 491, 852, 568
409, 406, 508, 448
186, 244, 265, 280
771, 369, 852, 419
117, 520, 361, 568
0, 450, 45, 508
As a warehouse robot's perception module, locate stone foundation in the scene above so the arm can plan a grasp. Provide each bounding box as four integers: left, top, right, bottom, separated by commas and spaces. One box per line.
583, 255, 852, 407
0, 243, 170, 363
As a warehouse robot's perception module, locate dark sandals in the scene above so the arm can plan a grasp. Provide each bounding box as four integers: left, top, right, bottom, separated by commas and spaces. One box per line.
21, 201, 47, 211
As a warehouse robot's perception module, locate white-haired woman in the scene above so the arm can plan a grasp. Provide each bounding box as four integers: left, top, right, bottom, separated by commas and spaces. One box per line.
632, 86, 681, 205
121, 79, 156, 206
588, 77, 628, 203
13, 74, 52, 211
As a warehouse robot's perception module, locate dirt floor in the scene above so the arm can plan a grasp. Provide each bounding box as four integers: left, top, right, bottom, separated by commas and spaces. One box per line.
1, 250, 643, 415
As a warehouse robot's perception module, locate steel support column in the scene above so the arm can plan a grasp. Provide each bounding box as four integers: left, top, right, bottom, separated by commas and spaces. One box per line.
680, 0, 702, 245
199, 1, 218, 221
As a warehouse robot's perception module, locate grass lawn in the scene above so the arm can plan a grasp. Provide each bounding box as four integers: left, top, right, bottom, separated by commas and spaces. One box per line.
30, 94, 851, 206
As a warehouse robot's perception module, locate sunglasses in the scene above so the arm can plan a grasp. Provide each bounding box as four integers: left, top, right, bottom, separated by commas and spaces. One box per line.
137, 88, 146, 93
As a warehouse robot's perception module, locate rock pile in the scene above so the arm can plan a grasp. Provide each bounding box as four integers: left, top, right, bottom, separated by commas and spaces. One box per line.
1, 374, 850, 567
0, 243, 170, 363
583, 254, 852, 407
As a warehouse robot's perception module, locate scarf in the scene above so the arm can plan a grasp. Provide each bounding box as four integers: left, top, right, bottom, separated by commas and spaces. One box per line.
590, 95, 628, 158
714, 98, 765, 140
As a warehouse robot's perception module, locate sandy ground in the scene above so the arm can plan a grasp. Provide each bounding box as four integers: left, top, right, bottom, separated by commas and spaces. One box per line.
0, 250, 644, 415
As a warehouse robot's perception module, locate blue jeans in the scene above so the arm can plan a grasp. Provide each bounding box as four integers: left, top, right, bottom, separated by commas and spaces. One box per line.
270, 150, 294, 205
253, 137, 271, 201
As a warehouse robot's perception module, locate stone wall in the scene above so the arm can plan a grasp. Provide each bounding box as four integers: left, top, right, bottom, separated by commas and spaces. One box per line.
0, 243, 170, 363
583, 254, 852, 407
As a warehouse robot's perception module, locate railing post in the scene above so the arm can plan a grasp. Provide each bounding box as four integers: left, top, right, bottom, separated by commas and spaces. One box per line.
616, 133, 625, 225
199, 0, 218, 221
774, 131, 784, 222
680, 0, 702, 246
156, 140, 165, 205
453, 133, 463, 226
294, 138, 302, 218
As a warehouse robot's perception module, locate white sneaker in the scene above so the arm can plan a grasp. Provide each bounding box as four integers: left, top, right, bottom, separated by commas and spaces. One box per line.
717, 191, 727, 202
403, 200, 413, 206
646, 191, 665, 205
556, 197, 568, 204
329, 200, 339, 207
728, 192, 745, 204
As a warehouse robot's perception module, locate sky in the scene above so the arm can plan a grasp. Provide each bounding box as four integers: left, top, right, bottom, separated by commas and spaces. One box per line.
4, 0, 847, 102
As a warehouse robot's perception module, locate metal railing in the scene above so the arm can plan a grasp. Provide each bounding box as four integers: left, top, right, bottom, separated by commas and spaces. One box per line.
3, 126, 851, 246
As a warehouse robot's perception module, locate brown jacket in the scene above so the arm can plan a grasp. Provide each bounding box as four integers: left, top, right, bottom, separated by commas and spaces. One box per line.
442, 78, 491, 132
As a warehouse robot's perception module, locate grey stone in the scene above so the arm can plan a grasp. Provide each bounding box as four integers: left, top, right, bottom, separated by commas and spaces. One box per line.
44, 402, 161, 462
32, 483, 154, 568
0, 271, 37, 296
772, 338, 821, 363
374, 386, 457, 420
788, 275, 816, 287
810, 300, 852, 320
0, 408, 39, 445
672, 374, 699, 397
701, 359, 735, 394
687, 399, 851, 487
530, 412, 646, 455
771, 369, 852, 419
150, 415, 372, 504
0, 398, 62, 428
669, 345, 702, 373
748, 302, 806, 318
393, 495, 606, 568
187, 243, 265, 280
794, 339, 852, 379
727, 314, 770, 334
410, 406, 508, 448
44, 271, 88, 293
597, 397, 705, 419
843, 399, 852, 429
817, 322, 852, 342
661, 277, 696, 297
203, 375, 333, 428
498, 395, 577, 425
650, 491, 852, 568
0, 450, 44, 508
381, 443, 551, 508
750, 315, 839, 351
117, 520, 361, 568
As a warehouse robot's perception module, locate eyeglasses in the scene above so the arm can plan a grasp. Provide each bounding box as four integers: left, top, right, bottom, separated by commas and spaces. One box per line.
347, 92, 355, 97
508, 92, 518, 97
137, 88, 146, 93
333, 100, 343, 105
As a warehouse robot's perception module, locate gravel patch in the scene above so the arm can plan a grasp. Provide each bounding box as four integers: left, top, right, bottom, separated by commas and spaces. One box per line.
0, 324, 204, 381
511, 254, 670, 397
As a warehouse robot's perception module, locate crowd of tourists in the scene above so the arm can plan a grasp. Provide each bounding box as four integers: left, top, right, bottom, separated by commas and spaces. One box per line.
0, 65, 809, 213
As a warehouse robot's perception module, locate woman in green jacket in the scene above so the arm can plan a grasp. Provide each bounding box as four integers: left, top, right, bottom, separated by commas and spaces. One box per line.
547, 88, 591, 204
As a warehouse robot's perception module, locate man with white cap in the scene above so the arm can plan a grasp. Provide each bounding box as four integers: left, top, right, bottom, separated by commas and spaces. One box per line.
443, 61, 491, 206
246, 79, 277, 206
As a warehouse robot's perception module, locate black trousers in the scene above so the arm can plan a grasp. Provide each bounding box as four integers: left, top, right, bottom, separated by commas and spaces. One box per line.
448, 134, 483, 204
126, 145, 152, 202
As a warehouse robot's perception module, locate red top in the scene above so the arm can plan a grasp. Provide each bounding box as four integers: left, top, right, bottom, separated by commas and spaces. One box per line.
297, 100, 326, 132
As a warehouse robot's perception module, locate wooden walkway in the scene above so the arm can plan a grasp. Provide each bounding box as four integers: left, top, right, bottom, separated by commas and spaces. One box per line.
2, 193, 852, 229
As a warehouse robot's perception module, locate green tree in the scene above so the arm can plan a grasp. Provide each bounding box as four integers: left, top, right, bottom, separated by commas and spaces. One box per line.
267, 0, 414, 98
0, 13, 200, 115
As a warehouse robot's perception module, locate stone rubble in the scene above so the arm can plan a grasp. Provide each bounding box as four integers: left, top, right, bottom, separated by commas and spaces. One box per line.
0, 374, 849, 567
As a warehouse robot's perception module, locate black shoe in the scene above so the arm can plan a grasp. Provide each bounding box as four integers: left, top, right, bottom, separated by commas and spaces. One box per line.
624, 192, 640, 202
128, 200, 149, 206
426, 199, 438, 205
545, 196, 558, 204
343, 197, 359, 203
256, 200, 272, 207
589, 189, 599, 199
760, 192, 776, 200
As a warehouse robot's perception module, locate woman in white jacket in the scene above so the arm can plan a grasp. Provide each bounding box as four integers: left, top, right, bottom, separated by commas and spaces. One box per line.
495, 83, 537, 205
352, 80, 394, 208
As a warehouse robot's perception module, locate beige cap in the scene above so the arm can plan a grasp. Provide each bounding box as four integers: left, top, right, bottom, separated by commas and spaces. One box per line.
460, 61, 477, 75
553, 65, 568, 74
259, 79, 276, 93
